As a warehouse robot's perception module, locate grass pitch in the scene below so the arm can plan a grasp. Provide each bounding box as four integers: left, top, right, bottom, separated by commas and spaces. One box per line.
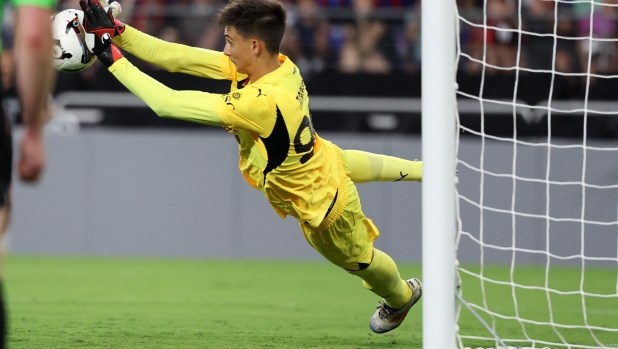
4, 256, 617, 348
5, 256, 422, 349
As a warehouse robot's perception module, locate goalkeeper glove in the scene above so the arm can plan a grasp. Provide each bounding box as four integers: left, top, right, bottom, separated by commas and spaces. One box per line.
80, 0, 125, 67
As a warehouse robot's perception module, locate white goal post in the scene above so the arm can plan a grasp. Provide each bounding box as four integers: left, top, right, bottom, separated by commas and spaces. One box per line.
423, 1, 618, 349
421, 1, 457, 349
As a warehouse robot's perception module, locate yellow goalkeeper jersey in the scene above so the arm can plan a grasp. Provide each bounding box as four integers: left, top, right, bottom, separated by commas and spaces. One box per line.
111, 26, 343, 227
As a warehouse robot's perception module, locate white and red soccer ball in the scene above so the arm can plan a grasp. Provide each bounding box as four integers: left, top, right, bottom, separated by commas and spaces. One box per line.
51, 3, 121, 73
52, 9, 96, 72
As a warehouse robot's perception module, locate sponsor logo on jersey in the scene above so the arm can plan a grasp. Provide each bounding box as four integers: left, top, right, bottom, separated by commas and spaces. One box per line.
296, 81, 306, 109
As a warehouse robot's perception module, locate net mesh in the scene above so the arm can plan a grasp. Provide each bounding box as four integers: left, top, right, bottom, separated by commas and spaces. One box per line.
454, 1, 618, 348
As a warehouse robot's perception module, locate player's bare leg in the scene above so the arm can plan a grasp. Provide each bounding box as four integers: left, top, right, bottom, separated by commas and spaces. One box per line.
0, 188, 9, 275
0, 206, 8, 244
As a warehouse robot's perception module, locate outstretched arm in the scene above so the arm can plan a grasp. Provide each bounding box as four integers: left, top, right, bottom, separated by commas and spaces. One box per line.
113, 25, 239, 80
80, 0, 250, 128
345, 150, 422, 183
110, 57, 225, 126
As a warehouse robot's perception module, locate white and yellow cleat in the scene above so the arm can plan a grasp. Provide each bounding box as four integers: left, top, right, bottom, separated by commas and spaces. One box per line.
369, 278, 422, 334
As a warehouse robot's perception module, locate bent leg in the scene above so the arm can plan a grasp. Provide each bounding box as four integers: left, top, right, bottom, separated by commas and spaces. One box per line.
344, 150, 422, 183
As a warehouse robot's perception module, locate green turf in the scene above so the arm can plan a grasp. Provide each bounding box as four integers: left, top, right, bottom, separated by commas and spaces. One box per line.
4, 256, 422, 349
458, 264, 618, 348
3, 256, 617, 348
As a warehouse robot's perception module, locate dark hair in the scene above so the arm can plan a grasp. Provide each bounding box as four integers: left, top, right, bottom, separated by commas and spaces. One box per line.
216, 0, 287, 55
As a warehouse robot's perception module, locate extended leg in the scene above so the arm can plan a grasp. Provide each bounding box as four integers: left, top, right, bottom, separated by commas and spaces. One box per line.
344, 150, 422, 183
300, 169, 421, 334
347, 248, 412, 309
299, 178, 407, 301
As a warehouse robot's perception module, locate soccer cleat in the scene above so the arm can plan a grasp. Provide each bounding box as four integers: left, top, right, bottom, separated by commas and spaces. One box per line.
369, 278, 422, 334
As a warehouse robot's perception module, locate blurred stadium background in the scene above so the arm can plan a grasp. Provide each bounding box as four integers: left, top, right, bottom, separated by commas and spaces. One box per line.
1, 0, 617, 348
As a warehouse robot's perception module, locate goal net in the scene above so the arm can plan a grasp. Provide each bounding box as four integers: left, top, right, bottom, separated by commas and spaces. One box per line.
454, 1, 618, 348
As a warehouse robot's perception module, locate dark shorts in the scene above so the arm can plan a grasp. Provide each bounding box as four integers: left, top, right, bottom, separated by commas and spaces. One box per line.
0, 104, 10, 208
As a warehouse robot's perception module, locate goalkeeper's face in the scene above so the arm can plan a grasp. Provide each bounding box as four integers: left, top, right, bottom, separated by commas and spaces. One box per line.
223, 26, 262, 75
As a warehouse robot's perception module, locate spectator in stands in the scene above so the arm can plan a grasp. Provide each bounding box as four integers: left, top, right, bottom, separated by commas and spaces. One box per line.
522, 0, 554, 70
486, 0, 517, 73
339, 23, 361, 72
374, 0, 416, 6
315, 0, 353, 6
551, 4, 582, 99
280, 22, 307, 68
128, 0, 169, 35
196, 22, 224, 50
575, 0, 618, 77
457, 0, 481, 74
316, 0, 416, 7
159, 25, 183, 44
339, 0, 392, 73
463, 0, 516, 75
398, 0, 420, 73
113, 0, 136, 24
292, 0, 332, 74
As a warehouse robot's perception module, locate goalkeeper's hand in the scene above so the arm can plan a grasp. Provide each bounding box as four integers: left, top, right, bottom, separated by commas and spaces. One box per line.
80, 0, 125, 67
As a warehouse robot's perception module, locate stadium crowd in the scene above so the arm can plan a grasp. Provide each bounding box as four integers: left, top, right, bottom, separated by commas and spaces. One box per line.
0, 0, 614, 86
0, 1, 615, 136
42, 0, 618, 78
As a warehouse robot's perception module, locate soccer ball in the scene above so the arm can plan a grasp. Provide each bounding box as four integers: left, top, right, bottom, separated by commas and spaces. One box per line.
51, 9, 96, 73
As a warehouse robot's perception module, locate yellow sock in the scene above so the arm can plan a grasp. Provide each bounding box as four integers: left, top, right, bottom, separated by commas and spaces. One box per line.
348, 249, 412, 309
345, 150, 422, 183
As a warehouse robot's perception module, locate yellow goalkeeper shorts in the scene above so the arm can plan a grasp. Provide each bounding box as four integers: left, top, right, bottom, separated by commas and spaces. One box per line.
300, 147, 379, 271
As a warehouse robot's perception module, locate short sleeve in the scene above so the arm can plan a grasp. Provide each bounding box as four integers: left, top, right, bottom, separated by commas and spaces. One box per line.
211, 86, 275, 136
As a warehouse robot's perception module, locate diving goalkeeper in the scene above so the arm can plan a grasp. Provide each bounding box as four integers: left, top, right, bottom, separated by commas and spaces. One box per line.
80, 0, 423, 334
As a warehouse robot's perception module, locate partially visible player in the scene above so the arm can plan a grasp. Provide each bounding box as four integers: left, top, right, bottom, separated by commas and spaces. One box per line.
0, 0, 57, 346
80, 0, 422, 334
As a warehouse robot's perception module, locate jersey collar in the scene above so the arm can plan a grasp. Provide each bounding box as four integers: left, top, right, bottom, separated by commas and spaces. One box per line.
251, 54, 294, 84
